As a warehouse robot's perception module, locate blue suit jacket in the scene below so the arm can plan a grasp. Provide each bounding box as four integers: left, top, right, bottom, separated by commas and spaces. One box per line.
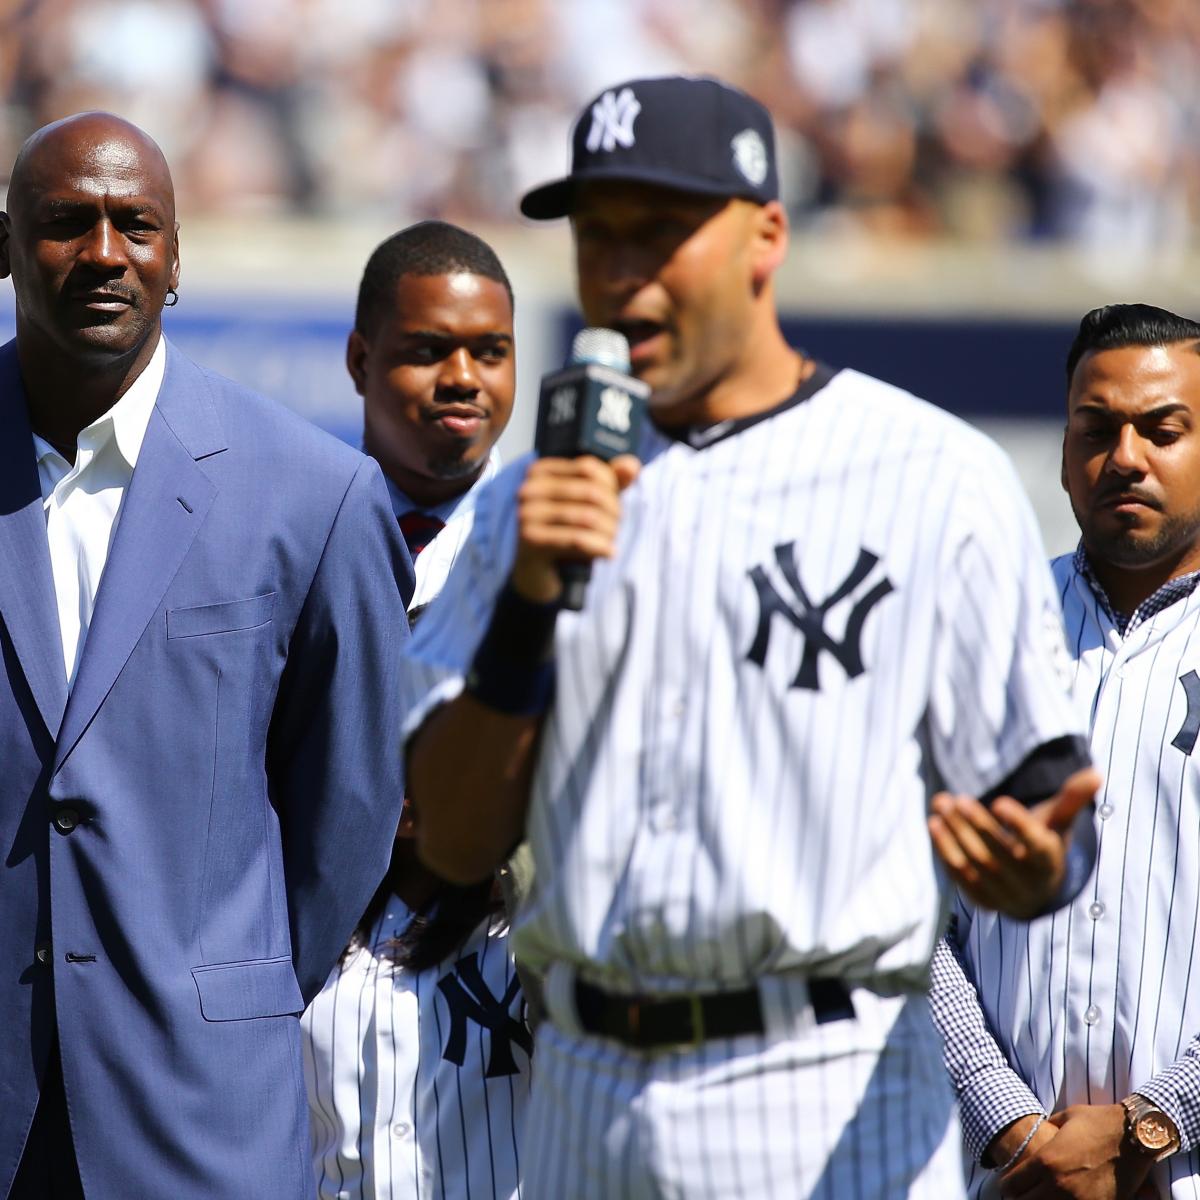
0, 339, 414, 1198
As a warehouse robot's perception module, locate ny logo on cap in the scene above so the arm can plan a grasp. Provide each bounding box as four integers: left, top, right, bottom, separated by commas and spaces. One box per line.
587, 87, 641, 153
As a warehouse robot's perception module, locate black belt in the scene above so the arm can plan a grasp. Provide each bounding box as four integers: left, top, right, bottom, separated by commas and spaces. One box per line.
574, 976, 855, 1050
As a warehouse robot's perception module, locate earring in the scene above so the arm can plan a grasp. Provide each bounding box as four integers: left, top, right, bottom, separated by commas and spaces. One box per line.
164, 288, 179, 308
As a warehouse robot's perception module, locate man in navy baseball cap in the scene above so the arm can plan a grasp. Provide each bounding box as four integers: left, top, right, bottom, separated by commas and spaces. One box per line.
520, 75, 778, 220
408, 69, 1094, 1200
518, 74, 791, 420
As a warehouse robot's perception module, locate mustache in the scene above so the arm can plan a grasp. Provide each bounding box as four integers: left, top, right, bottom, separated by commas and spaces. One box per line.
1094, 482, 1163, 510
66, 278, 139, 304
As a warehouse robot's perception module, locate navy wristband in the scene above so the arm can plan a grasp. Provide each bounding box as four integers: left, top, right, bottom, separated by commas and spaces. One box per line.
465, 584, 558, 716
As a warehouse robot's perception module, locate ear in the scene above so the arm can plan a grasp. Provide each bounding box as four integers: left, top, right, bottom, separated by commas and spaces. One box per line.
1060, 426, 1069, 493
169, 221, 181, 291
0, 212, 11, 281
749, 199, 789, 290
346, 329, 369, 397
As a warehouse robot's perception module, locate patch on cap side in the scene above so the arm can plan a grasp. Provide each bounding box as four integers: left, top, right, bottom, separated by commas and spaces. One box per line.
731, 128, 769, 187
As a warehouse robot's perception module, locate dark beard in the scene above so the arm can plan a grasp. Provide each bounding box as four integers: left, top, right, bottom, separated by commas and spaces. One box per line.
1081, 507, 1200, 570
426, 448, 482, 482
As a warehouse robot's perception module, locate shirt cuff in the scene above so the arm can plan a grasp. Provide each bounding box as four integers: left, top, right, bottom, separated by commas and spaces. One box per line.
958, 1066, 1047, 1166
1137, 1056, 1200, 1153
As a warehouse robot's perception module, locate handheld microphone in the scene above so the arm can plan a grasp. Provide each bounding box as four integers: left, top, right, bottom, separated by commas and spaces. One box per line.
533, 328, 649, 611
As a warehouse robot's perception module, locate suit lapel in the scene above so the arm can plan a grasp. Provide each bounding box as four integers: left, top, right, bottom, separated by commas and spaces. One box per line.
0, 341, 69, 738
54, 343, 226, 773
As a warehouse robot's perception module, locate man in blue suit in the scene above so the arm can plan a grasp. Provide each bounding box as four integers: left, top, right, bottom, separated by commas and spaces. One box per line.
0, 112, 413, 1197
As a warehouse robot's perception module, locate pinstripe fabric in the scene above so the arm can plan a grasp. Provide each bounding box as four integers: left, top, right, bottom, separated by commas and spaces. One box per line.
300, 898, 532, 1200
522, 991, 964, 1199
402, 367, 1084, 993
400, 364, 1085, 1195
930, 552, 1200, 1199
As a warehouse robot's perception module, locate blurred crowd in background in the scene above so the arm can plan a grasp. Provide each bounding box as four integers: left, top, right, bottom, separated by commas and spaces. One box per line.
1, 0, 1198, 253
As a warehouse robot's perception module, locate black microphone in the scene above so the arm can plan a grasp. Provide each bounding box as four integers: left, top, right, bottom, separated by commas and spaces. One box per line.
533, 328, 649, 611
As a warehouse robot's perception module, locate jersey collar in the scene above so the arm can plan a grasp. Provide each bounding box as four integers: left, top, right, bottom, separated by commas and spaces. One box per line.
657, 360, 838, 451
1073, 542, 1200, 635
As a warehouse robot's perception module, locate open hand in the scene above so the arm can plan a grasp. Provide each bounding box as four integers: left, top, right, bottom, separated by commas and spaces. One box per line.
929, 768, 1100, 918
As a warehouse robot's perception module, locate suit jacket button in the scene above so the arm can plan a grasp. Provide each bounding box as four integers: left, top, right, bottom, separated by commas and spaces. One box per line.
35, 942, 51, 965
53, 807, 80, 834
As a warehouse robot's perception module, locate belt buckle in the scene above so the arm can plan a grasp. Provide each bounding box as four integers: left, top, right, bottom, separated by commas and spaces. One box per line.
626, 1000, 641, 1041
686, 994, 706, 1045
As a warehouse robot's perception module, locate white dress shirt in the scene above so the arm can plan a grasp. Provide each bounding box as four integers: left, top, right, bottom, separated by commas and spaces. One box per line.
32, 336, 166, 685
386, 449, 500, 612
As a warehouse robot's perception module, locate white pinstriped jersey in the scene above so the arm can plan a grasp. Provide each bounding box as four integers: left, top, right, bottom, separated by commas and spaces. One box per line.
301, 897, 533, 1200
932, 552, 1200, 1199
387, 451, 500, 611
302, 448, 528, 1199
401, 365, 1086, 995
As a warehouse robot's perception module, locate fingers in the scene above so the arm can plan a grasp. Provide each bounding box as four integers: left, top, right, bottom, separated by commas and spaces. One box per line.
987, 800, 1059, 863
1041, 767, 1102, 832
992, 769, 1099, 838
518, 457, 625, 558
610, 454, 641, 491
928, 813, 1014, 910
932, 795, 1018, 862
510, 456, 637, 602
929, 790, 1062, 916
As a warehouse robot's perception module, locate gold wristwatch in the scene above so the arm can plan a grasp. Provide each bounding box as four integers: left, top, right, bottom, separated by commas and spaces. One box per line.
1121, 1093, 1181, 1162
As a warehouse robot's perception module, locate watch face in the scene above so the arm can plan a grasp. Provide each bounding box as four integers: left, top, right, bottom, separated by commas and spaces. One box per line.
1136, 1113, 1174, 1152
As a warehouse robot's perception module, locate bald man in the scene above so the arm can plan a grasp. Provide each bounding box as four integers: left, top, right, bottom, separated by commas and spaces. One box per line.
0, 113, 412, 1197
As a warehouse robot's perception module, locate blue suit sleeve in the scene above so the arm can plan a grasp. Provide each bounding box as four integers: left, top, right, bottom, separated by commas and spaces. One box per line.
268, 456, 410, 1003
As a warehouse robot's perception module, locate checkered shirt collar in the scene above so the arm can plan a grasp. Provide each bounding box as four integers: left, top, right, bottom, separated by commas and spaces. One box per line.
1073, 542, 1200, 635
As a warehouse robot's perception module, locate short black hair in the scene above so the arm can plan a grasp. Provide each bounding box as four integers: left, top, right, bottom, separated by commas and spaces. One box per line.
1066, 303, 1200, 386
354, 220, 514, 337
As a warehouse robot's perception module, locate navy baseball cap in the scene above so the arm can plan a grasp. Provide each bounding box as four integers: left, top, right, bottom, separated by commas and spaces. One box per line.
519, 75, 778, 220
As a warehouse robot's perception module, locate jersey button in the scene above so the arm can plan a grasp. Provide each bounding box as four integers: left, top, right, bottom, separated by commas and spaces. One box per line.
1084, 1004, 1101, 1025
52, 807, 80, 834
1088, 902, 1105, 920
392, 1122, 410, 1139
1098, 803, 1114, 820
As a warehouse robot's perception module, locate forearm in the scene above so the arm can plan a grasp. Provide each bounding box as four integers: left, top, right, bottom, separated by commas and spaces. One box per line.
408, 693, 542, 884
928, 928, 1045, 1163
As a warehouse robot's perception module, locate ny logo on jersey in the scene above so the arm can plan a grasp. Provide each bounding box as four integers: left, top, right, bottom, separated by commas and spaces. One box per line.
1172, 669, 1200, 755
746, 542, 895, 691
586, 87, 641, 153
437, 954, 532, 1078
